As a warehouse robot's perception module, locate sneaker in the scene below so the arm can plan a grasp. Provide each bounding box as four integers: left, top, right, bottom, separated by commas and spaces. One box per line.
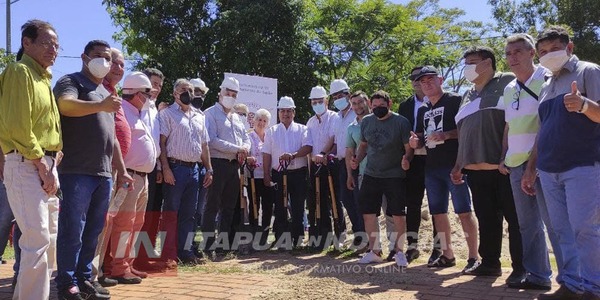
385, 250, 397, 262
405, 249, 420, 264
358, 250, 383, 264
78, 280, 110, 299
462, 263, 502, 277
538, 285, 583, 300
507, 278, 551, 291
428, 248, 442, 265
58, 285, 85, 300
462, 258, 480, 273
427, 255, 456, 268
394, 251, 408, 267
98, 276, 118, 287
505, 269, 527, 285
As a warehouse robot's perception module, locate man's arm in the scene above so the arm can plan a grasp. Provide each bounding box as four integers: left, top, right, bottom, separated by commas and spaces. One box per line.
112, 138, 134, 190
498, 123, 510, 175
200, 142, 213, 188
57, 94, 121, 117
522, 133, 539, 196
205, 112, 247, 154
159, 134, 175, 185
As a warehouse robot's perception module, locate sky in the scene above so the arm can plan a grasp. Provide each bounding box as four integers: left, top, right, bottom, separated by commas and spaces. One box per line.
0, 0, 496, 85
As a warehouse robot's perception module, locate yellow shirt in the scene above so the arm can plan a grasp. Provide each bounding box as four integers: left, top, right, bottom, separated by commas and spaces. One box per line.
0, 53, 62, 159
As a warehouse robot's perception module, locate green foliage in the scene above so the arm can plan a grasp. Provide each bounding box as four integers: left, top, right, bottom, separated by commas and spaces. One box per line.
0, 51, 17, 73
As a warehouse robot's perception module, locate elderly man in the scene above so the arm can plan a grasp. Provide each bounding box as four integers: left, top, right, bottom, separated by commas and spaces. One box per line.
201, 77, 250, 254
0, 19, 62, 300
54, 39, 134, 299
532, 25, 600, 300
190, 78, 209, 110
159, 79, 213, 265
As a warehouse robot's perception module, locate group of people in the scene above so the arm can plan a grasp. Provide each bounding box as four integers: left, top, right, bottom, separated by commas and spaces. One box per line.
0, 18, 598, 300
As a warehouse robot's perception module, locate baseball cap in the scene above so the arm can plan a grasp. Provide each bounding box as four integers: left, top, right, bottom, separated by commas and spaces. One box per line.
412, 65, 440, 81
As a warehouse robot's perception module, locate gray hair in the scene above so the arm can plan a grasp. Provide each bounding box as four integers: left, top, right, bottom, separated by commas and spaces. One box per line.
506, 33, 536, 50
254, 108, 271, 122
173, 78, 192, 91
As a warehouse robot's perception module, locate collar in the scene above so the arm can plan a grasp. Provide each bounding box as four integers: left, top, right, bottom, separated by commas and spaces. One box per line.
20, 53, 52, 79
561, 55, 579, 74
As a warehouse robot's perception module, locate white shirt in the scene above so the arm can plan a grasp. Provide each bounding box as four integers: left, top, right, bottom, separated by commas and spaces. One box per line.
122, 100, 158, 173
333, 108, 356, 159
306, 110, 336, 156
140, 99, 161, 157
263, 122, 309, 170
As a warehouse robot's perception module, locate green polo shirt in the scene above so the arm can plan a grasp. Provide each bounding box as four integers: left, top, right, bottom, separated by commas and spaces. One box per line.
0, 54, 62, 159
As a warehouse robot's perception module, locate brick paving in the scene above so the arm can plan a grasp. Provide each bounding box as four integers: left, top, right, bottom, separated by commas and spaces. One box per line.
0, 253, 558, 299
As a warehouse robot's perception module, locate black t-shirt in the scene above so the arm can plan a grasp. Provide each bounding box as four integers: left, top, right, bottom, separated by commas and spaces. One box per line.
53, 72, 115, 177
416, 92, 461, 169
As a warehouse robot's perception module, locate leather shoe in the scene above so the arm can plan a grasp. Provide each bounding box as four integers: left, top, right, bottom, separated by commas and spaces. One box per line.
537, 285, 582, 300
110, 273, 142, 284
98, 276, 118, 287
462, 264, 502, 277
505, 270, 527, 285
507, 278, 551, 290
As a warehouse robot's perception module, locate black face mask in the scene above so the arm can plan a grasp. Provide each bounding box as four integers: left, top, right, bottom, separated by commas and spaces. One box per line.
179, 91, 192, 105
191, 96, 204, 109
373, 106, 389, 118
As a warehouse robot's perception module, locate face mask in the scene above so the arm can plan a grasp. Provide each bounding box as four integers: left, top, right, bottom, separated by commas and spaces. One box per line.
222, 96, 236, 109
179, 91, 192, 105
86, 56, 111, 78
191, 96, 204, 109
539, 49, 569, 72
372, 106, 389, 118
333, 97, 349, 111
312, 103, 326, 115
464, 64, 479, 82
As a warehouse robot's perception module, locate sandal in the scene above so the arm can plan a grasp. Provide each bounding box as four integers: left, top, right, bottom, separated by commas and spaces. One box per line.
427, 255, 456, 268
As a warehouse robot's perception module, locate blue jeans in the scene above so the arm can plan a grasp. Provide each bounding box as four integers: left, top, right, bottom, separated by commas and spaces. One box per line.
55, 174, 112, 290
539, 164, 600, 295
425, 166, 472, 215
0, 181, 14, 260
195, 167, 207, 228
338, 160, 364, 235
161, 163, 199, 259
509, 163, 563, 286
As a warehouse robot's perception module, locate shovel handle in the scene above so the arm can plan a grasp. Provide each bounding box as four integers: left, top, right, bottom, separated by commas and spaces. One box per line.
328, 174, 338, 219
283, 174, 288, 208
250, 177, 258, 220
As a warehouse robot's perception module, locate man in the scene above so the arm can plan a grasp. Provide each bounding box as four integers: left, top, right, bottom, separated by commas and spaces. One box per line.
499, 33, 563, 291
354, 91, 413, 267
263, 96, 312, 248
329, 79, 361, 247
201, 77, 249, 254
135, 68, 165, 269
408, 66, 479, 271
306, 86, 339, 250
452, 46, 524, 282
532, 25, 600, 300
159, 79, 213, 264
0, 19, 61, 300
397, 66, 441, 264
54, 39, 133, 300
190, 77, 209, 110
103, 72, 158, 284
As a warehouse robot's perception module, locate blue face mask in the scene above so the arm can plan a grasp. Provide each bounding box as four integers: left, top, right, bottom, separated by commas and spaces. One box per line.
312, 102, 326, 115
333, 97, 349, 111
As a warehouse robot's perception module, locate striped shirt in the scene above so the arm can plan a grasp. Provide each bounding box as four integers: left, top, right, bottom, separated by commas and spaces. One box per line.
306, 110, 336, 156
502, 65, 548, 168
204, 103, 250, 160
122, 100, 157, 173
159, 104, 208, 163
263, 122, 310, 170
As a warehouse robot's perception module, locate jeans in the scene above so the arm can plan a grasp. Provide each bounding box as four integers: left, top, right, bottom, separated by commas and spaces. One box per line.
195, 167, 207, 228
425, 166, 472, 215
161, 163, 199, 259
509, 163, 563, 286
56, 174, 112, 291
539, 164, 600, 295
338, 160, 364, 237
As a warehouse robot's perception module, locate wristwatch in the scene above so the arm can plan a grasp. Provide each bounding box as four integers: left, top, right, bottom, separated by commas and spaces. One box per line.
206, 169, 214, 175
578, 99, 589, 113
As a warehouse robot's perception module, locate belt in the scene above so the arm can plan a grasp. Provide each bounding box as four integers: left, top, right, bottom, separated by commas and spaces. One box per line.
126, 168, 147, 177
273, 167, 307, 174
213, 157, 238, 164
167, 158, 196, 168
6, 150, 58, 158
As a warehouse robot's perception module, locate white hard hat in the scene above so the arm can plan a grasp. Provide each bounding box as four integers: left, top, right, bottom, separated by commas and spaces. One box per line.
329, 79, 349, 95
309, 86, 328, 99
219, 76, 240, 92
278, 96, 296, 109
122, 71, 156, 95
190, 78, 209, 93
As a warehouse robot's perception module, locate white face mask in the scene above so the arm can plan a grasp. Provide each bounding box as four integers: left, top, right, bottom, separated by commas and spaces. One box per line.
312, 103, 326, 115
539, 49, 569, 73
87, 56, 111, 78
221, 96, 236, 109
333, 97, 349, 111
464, 64, 479, 82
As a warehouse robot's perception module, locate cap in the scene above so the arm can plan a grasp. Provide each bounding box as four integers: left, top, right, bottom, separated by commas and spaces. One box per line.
122, 72, 156, 95
278, 96, 296, 109
329, 79, 350, 95
190, 78, 209, 93
412, 65, 440, 81
219, 76, 240, 92
309, 86, 328, 99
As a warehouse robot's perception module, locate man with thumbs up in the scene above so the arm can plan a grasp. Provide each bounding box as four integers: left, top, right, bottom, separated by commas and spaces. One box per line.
533, 25, 600, 300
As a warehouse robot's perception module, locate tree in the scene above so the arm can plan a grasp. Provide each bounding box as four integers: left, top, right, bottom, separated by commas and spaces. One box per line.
0, 51, 17, 73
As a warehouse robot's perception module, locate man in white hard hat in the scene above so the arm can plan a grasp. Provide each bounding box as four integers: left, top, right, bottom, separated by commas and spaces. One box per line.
305, 86, 343, 250
329, 79, 362, 248
202, 77, 251, 255
190, 78, 209, 110
263, 96, 312, 248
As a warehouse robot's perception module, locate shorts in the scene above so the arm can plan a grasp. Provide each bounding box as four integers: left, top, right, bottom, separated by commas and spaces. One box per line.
425, 166, 472, 215
359, 175, 406, 216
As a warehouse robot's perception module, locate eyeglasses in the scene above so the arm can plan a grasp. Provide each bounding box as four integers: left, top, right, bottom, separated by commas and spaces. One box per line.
512, 87, 521, 110
37, 40, 61, 52
236, 112, 247, 117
